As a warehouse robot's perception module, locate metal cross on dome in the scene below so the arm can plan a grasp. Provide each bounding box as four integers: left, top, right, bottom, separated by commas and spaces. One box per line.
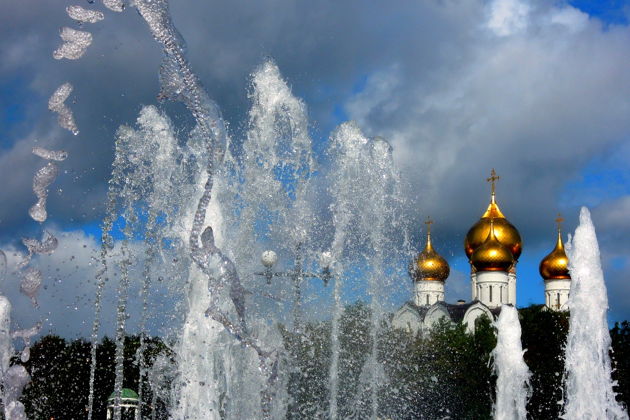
425, 216, 433, 234
556, 213, 564, 231
487, 168, 500, 195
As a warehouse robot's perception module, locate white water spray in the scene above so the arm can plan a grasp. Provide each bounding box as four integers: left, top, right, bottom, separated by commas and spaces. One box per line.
327, 122, 369, 419
48, 83, 79, 135
53, 27, 93, 60
66, 5, 104, 24
562, 207, 628, 420
326, 123, 406, 419
492, 305, 531, 420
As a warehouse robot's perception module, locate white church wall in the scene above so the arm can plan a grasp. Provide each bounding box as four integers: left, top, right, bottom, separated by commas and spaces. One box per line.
476, 271, 509, 309
463, 303, 493, 333
392, 305, 423, 334
544, 278, 571, 311
414, 280, 445, 306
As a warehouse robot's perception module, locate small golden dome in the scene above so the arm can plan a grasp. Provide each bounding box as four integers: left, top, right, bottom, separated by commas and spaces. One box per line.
539, 216, 570, 280
410, 218, 450, 282
464, 170, 522, 261
471, 218, 514, 272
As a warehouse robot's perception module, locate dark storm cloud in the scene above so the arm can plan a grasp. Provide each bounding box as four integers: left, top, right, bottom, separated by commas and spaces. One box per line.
1, 0, 470, 232
339, 0, 630, 317
1, 0, 630, 330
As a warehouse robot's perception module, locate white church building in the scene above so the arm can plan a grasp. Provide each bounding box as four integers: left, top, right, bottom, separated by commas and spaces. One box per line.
392, 170, 572, 334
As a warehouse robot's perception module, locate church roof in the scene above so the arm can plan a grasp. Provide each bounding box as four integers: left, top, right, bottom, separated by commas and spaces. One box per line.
398, 299, 500, 324
399, 301, 431, 318
428, 300, 495, 323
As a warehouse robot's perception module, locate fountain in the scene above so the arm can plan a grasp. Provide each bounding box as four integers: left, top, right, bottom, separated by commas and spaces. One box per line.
1, 1, 628, 420
562, 207, 628, 420
492, 305, 531, 420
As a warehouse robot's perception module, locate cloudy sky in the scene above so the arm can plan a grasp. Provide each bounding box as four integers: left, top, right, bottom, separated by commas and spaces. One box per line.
1, 0, 630, 338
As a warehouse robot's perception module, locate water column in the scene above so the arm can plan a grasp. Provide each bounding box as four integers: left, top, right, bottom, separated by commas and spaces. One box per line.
562, 207, 628, 420
327, 122, 370, 419
362, 137, 401, 419
215, 59, 315, 419
492, 305, 531, 420
131, 2, 231, 419
327, 124, 405, 419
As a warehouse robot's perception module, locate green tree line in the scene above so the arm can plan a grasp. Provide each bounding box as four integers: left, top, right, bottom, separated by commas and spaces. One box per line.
6, 304, 630, 419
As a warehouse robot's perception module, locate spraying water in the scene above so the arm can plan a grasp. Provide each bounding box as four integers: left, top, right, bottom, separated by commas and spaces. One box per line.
326, 123, 406, 419
53, 27, 93, 60
362, 136, 403, 419
327, 122, 369, 419
56, 2, 411, 418
1, 145, 65, 419
562, 207, 628, 420
48, 83, 79, 135
206, 59, 315, 419
66, 5, 104, 24
492, 305, 531, 420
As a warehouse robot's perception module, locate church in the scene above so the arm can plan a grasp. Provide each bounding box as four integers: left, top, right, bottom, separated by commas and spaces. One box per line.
392, 170, 572, 334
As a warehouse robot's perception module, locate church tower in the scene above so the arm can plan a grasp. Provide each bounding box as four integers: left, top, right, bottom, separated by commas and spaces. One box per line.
464, 170, 522, 309
540, 215, 571, 311
409, 217, 450, 306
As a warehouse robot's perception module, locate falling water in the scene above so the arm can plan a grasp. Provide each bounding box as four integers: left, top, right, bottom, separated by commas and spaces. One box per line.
48, 83, 79, 135
562, 207, 628, 420
492, 305, 531, 420
1, 146, 65, 419
93, 1, 231, 418
326, 123, 405, 419
362, 136, 403, 419
210, 59, 315, 419
327, 122, 370, 420
69, 2, 411, 418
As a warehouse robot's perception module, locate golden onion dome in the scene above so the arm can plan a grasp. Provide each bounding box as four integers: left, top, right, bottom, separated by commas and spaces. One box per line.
471, 218, 514, 272
539, 216, 571, 280
410, 218, 450, 282
464, 170, 522, 261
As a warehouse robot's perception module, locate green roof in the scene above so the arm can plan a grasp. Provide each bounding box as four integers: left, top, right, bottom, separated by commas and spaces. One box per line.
108, 388, 139, 401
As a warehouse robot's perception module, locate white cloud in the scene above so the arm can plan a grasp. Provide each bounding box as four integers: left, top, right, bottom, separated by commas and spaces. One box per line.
2, 0, 630, 325
345, 1, 630, 236
0, 228, 184, 340
549, 6, 589, 31
487, 0, 531, 36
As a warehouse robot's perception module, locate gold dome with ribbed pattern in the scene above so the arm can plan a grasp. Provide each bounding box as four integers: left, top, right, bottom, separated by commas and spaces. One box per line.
464, 170, 522, 261
539, 217, 570, 280
410, 219, 450, 282
471, 218, 514, 272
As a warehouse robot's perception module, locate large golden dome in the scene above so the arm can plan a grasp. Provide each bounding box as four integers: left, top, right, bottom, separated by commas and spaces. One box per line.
464, 170, 522, 261
471, 218, 514, 272
410, 219, 450, 282
539, 216, 570, 280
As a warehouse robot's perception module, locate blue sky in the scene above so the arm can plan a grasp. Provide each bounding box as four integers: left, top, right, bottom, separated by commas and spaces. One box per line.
1, 0, 630, 337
